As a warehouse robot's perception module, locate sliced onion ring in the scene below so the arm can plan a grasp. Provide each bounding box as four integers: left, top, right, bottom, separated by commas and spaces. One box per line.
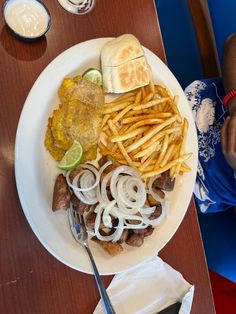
66, 163, 100, 192
147, 175, 164, 203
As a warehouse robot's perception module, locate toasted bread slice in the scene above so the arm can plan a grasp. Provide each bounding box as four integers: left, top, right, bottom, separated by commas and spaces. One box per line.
101, 34, 144, 67
102, 56, 150, 93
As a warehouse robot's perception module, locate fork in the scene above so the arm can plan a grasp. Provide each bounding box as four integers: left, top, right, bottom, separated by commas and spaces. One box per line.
68, 206, 116, 314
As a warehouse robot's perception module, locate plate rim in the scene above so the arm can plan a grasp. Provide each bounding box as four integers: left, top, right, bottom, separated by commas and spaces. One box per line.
15, 37, 198, 275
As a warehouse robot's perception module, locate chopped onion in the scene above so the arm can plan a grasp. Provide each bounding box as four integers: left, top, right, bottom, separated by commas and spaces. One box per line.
110, 166, 138, 200
66, 163, 100, 192
80, 164, 100, 191
94, 204, 115, 241
99, 160, 112, 175
139, 206, 156, 215
109, 166, 146, 215
65, 162, 168, 241
122, 223, 148, 229
115, 194, 138, 215
95, 161, 112, 204
71, 172, 97, 204
96, 184, 102, 204
94, 203, 124, 242
111, 208, 148, 230
73, 189, 97, 205
100, 172, 113, 203
112, 217, 124, 243
102, 200, 116, 228
117, 176, 146, 208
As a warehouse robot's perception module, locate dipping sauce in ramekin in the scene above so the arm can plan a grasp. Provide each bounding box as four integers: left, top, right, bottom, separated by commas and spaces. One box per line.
3, 0, 51, 41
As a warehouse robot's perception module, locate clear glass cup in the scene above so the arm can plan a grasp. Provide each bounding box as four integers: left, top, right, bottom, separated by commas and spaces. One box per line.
57, 0, 96, 15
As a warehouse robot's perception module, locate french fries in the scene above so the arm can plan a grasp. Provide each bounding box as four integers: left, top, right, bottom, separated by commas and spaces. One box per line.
98, 82, 192, 180
142, 153, 192, 179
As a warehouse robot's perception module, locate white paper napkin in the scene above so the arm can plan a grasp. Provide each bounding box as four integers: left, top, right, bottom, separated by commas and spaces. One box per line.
93, 256, 194, 314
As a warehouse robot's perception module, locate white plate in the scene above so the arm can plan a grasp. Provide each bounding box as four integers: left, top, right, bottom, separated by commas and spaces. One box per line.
15, 38, 198, 275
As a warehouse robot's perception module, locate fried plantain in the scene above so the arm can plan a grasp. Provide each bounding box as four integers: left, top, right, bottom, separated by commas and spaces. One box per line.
45, 76, 104, 162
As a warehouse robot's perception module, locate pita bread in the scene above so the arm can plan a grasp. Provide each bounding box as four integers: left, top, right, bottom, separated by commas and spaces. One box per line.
101, 34, 150, 93
101, 34, 144, 67
103, 56, 150, 93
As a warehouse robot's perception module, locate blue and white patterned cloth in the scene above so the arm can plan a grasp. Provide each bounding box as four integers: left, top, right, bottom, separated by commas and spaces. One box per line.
185, 78, 236, 213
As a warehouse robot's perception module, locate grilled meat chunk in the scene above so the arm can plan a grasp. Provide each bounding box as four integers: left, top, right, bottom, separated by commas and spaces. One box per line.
126, 231, 144, 247
143, 226, 154, 237
117, 229, 129, 243
52, 174, 71, 211
133, 226, 154, 236
152, 171, 175, 191
92, 236, 123, 256
70, 194, 92, 214
149, 203, 162, 220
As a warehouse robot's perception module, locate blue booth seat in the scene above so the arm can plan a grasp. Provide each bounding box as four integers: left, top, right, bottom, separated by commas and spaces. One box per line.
199, 210, 236, 282
155, 0, 236, 283
154, 0, 204, 88
208, 0, 236, 62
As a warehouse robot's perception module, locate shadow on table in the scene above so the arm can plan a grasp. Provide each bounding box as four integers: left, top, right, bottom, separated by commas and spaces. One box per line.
0, 26, 47, 61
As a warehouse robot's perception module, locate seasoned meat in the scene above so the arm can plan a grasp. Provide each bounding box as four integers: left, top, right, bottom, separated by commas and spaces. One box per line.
133, 228, 145, 235
69, 166, 82, 182
143, 226, 154, 237
100, 159, 117, 186
149, 203, 162, 220
106, 155, 121, 168
126, 232, 144, 247
85, 211, 108, 229
52, 174, 71, 211
85, 211, 97, 229
127, 213, 142, 225
153, 189, 165, 199
100, 173, 111, 188
98, 156, 109, 167
70, 194, 93, 214
92, 237, 123, 256
117, 229, 129, 243
152, 171, 175, 191
133, 226, 154, 236
106, 188, 113, 201
99, 156, 122, 196
127, 219, 141, 225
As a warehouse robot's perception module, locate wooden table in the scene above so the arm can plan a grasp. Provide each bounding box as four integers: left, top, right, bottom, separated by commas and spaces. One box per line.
0, 0, 215, 313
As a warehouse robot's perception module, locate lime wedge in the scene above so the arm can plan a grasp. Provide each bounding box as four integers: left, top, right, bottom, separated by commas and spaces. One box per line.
58, 141, 83, 171
82, 68, 103, 86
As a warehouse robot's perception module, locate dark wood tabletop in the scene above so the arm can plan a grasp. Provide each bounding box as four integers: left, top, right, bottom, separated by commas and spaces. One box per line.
0, 0, 215, 313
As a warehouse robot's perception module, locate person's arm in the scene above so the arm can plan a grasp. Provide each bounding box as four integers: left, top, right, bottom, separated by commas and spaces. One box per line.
221, 33, 236, 171
222, 33, 236, 114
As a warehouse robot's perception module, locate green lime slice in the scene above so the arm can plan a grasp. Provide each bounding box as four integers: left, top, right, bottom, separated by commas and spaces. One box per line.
58, 141, 83, 171
82, 68, 103, 86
